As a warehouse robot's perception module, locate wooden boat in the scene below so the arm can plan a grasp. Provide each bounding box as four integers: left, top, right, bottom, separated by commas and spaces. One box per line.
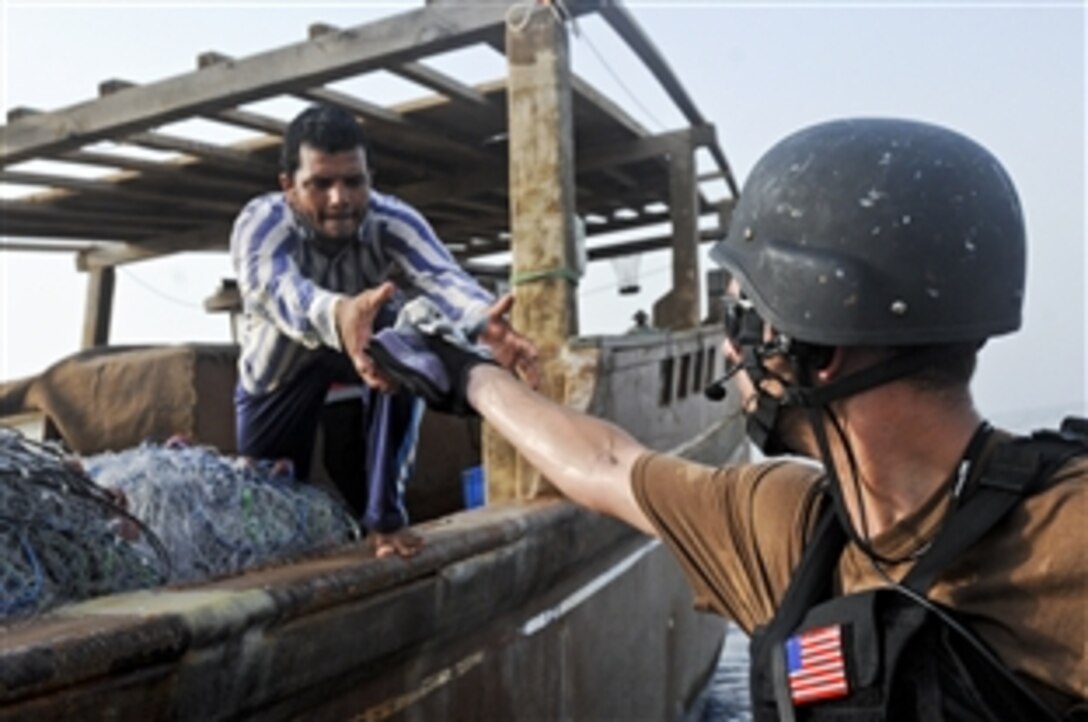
0, 2, 746, 718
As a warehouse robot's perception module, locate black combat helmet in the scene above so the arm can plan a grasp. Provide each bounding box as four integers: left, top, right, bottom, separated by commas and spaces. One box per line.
710, 118, 1026, 347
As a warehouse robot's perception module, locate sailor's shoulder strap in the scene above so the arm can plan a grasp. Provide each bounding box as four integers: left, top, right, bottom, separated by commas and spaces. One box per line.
756, 489, 847, 650
760, 416, 1088, 633
904, 415, 1088, 593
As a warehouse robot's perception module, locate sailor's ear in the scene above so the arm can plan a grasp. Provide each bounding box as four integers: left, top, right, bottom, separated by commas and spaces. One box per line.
815, 346, 844, 381
278, 172, 293, 193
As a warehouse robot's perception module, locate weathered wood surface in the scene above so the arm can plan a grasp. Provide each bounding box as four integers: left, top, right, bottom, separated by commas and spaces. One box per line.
0, 501, 725, 722
485, 8, 580, 503
80, 268, 115, 349
0, 3, 590, 165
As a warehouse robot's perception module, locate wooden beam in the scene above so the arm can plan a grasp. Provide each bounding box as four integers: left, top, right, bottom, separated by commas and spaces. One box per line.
124, 131, 277, 177
102, 76, 286, 138
599, 4, 704, 126
77, 221, 233, 270
0, 170, 244, 215
392, 61, 493, 109
651, 135, 700, 330
58, 149, 263, 195
488, 6, 579, 503
295, 86, 497, 167
307, 23, 494, 111
570, 75, 648, 138
580, 124, 715, 172
598, 3, 740, 198
5, 107, 273, 188
3, 3, 583, 165
1, 218, 188, 242
296, 87, 408, 127
208, 107, 287, 136
0, 241, 100, 253
81, 266, 115, 348
600, 167, 638, 189
396, 125, 713, 208
3, 198, 182, 223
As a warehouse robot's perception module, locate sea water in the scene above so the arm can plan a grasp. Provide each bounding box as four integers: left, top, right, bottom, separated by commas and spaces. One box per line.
684, 622, 752, 722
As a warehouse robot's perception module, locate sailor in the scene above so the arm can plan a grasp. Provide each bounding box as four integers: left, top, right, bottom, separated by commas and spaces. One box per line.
229, 104, 538, 559
375, 118, 1087, 718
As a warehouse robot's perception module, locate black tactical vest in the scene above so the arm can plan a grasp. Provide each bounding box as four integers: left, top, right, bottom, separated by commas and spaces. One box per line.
749, 418, 1088, 722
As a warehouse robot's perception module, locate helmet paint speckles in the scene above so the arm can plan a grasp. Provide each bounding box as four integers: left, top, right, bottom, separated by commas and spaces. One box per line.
711, 118, 1025, 347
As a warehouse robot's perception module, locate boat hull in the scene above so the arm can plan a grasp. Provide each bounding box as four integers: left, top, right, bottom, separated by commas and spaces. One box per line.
0, 501, 724, 721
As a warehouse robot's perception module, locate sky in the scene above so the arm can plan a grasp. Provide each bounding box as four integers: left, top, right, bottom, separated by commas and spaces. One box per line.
1, 0, 1085, 431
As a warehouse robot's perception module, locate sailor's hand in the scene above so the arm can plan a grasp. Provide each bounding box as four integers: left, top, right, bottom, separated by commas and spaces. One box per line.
479, 293, 541, 388
369, 527, 424, 559
335, 282, 398, 391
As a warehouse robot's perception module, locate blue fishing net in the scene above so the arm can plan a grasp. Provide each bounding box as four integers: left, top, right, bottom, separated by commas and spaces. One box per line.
1, 430, 362, 623
84, 440, 361, 584
0, 429, 169, 621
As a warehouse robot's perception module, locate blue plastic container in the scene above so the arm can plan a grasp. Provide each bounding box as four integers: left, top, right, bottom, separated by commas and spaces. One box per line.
461, 465, 486, 509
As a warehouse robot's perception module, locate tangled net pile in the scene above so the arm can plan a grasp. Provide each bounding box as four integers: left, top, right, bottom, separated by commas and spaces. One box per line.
1, 429, 169, 622
85, 440, 361, 584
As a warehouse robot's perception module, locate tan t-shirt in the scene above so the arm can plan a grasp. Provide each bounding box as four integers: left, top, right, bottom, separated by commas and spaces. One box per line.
631, 445, 1088, 704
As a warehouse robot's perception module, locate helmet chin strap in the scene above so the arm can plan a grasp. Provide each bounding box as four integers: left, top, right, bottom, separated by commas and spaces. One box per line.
744, 341, 968, 563
740, 345, 795, 456
741, 341, 956, 456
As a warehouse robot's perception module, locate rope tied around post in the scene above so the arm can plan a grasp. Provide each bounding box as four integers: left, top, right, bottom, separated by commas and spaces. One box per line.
506, 0, 578, 35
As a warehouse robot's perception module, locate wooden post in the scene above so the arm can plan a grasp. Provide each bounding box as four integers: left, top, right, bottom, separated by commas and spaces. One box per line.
651, 135, 701, 330
484, 6, 578, 502
81, 266, 116, 348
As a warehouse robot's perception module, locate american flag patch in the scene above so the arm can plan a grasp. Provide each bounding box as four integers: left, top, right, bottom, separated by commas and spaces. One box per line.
785, 624, 850, 705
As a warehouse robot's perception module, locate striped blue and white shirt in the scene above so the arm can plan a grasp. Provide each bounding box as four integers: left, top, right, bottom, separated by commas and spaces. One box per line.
230, 190, 494, 394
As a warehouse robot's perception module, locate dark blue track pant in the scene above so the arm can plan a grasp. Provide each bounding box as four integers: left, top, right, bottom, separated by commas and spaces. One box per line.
234, 351, 422, 533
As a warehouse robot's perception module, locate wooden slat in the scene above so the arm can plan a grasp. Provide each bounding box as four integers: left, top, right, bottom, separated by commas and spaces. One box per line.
3, 219, 180, 243
124, 131, 277, 177
0, 170, 243, 214
77, 221, 234, 270
208, 107, 287, 136
0, 241, 100, 253
569, 75, 648, 139
392, 61, 492, 109
397, 125, 710, 207
3, 200, 199, 230
295, 86, 496, 166
58, 149, 263, 195
2, 3, 600, 165
308, 18, 493, 113
105, 74, 287, 137
5, 105, 274, 182
296, 87, 408, 127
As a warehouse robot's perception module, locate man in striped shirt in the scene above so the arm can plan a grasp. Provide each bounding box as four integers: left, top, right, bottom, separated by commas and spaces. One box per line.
230, 104, 538, 559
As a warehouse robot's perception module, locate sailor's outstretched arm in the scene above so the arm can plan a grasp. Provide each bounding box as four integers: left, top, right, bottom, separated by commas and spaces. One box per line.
466, 364, 656, 536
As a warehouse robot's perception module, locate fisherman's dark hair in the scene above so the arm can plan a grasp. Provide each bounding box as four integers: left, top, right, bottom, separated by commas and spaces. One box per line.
281, 104, 368, 177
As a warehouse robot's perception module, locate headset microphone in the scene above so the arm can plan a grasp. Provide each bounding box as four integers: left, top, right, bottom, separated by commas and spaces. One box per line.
703, 360, 743, 401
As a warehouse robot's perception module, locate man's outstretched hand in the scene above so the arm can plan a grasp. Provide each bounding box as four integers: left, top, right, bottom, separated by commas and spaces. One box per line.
478, 294, 540, 388
336, 282, 397, 391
